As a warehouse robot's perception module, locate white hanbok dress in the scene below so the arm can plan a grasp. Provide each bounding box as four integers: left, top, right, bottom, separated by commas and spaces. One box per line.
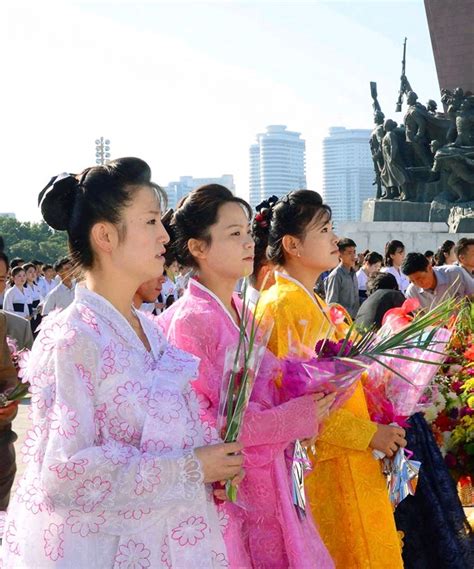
1, 286, 227, 568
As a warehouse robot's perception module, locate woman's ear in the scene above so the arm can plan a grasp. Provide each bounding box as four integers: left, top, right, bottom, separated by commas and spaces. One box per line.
187, 238, 208, 261
90, 222, 119, 255
282, 234, 301, 258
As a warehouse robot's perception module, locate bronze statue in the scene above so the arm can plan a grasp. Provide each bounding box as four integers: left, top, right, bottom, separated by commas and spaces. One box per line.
404, 91, 433, 167
380, 119, 409, 200
370, 110, 386, 199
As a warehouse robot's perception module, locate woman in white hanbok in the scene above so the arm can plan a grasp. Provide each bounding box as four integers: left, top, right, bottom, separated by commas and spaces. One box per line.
2, 158, 242, 569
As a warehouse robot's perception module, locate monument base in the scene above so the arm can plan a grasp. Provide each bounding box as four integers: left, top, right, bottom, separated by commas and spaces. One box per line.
338, 220, 474, 253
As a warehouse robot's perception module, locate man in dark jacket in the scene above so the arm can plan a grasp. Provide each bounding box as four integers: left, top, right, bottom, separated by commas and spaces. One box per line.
0, 311, 19, 510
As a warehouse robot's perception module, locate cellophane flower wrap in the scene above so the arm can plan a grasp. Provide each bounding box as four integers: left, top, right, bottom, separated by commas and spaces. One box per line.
362, 299, 453, 507
216, 281, 273, 502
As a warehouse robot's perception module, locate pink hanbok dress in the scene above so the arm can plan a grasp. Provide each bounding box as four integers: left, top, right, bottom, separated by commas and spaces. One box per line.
1, 287, 227, 568
159, 279, 334, 569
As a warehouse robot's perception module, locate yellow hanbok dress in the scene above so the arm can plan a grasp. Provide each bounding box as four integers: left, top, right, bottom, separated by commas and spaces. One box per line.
257, 272, 403, 569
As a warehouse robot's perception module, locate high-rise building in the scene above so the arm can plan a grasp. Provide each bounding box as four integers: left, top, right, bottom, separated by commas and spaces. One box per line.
164, 175, 235, 210
249, 125, 306, 207
425, 0, 474, 93
322, 127, 373, 228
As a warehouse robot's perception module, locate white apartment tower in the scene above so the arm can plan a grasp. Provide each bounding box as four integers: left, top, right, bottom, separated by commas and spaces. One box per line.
164, 175, 235, 210
249, 125, 306, 207
322, 127, 374, 228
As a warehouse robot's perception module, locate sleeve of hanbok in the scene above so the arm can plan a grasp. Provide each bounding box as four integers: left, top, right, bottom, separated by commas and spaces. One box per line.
163, 312, 316, 465
25, 320, 204, 520
269, 302, 377, 459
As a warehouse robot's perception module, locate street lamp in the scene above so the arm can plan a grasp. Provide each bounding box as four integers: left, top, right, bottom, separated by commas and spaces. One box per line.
95, 137, 111, 165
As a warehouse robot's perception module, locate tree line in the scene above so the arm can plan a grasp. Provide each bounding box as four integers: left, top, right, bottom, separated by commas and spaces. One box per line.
0, 217, 68, 262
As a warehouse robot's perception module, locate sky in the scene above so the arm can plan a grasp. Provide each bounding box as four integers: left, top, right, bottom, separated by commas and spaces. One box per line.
0, 0, 440, 221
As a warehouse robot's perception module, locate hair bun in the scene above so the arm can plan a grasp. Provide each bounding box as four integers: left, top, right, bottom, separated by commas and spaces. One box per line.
38, 173, 79, 231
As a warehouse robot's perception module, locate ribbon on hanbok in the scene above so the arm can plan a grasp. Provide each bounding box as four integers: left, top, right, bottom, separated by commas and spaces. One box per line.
383, 448, 421, 507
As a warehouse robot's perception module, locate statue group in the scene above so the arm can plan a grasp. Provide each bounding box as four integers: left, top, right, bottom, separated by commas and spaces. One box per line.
370, 42, 474, 204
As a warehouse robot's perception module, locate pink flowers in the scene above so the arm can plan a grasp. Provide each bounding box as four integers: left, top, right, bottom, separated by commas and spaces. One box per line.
50, 404, 79, 438
43, 523, 64, 562
29, 371, 56, 410
115, 540, 151, 568
66, 509, 105, 537
74, 476, 111, 512
113, 381, 149, 413
22, 425, 46, 464
40, 322, 76, 352
171, 515, 208, 546
101, 341, 130, 379
49, 458, 88, 481
134, 457, 162, 495
147, 390, 183, 424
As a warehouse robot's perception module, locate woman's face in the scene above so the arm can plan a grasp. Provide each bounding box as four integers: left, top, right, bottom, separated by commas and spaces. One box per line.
290, 219, 339, 273
445, 246, 457, 265
391, 248, 405, 267
26, 267, 36, 283
111, 186, 169, 285
367, 261, 382, 276
14, 270, 26, 288
195, 202, 255, 281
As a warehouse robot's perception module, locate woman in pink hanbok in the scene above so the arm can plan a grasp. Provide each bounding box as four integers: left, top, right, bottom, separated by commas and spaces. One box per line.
159, 184, 335, 569
1, 159, 244, 568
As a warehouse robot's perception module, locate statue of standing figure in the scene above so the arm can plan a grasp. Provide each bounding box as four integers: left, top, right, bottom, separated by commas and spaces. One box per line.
370, 110, 386, 199
403, 91, 433, 167
380, 119, 410, 200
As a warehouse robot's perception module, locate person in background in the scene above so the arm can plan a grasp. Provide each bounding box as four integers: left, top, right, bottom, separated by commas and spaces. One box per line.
42, 257, 75, 315
356, 249, 369, 270
132, 274, 166, 313
434, 239, 456, 266
355, 272, 405, 330
9, 258, 24, 270
3, 267, 30, 319
356, 251, 383, 304
161, 258, 179, 307
0, 311, 19, 511
38, 263, 57, 300
22, 262, 42, 333
424, 250, 435, 266
381, 239, 410, 293
455, 237, 474, 277
31, 259, 43, 281
0, 252, 9, 309
325, 237, 359, 318
402, 252, 474, 309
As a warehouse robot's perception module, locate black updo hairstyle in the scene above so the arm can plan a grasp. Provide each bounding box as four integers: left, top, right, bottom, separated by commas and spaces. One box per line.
384, 240, 405, 267
258, 189, 331, 266
38, 157, 166, 270
251, 195, 279, 281
171, 184, 252, 269
434, 239, 455, 266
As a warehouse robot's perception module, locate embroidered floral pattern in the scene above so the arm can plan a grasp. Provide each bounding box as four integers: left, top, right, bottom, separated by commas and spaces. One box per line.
114, 539, 151, 568
43, 523, 64, 561
171, 515, 208, 546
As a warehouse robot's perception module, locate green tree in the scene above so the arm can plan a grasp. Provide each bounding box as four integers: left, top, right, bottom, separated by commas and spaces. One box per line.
0, 218, 68, 262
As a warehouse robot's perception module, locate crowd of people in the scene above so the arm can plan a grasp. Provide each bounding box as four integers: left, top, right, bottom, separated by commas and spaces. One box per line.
0, 157, 472, 568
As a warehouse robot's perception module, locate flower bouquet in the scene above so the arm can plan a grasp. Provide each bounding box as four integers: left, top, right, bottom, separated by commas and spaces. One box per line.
216, 280, 273, 502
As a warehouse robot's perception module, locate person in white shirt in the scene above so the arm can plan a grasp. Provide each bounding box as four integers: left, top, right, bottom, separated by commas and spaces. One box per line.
356, 251, 383, 303
454, 238, 474, 278
132, 274, 166, 313
403, 252, 474, 309
3, 267, 30, 319
381, 239, 410, 294
42, 257, 75, 315
434, 239, 456, 267
38, 263, 57, 300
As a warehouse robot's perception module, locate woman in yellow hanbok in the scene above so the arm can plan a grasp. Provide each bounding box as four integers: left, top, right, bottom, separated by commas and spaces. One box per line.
254, 191, 405, 569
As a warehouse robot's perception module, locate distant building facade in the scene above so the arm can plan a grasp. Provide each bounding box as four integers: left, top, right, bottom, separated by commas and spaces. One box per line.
249, 125, 306, 207
164, 175, 235, 210
425, 0, 474, 93
322, 127, 373, 228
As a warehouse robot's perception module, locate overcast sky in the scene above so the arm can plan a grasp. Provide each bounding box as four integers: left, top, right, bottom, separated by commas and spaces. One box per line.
0, 0, 439, 221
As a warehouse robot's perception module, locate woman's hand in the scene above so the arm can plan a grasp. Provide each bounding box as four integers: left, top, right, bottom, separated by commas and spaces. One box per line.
0, 400, 19, 425
369, 424, 407, 457
195, 441, 244, 484
314, 392, 337, 422
212, 469, 246, 501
